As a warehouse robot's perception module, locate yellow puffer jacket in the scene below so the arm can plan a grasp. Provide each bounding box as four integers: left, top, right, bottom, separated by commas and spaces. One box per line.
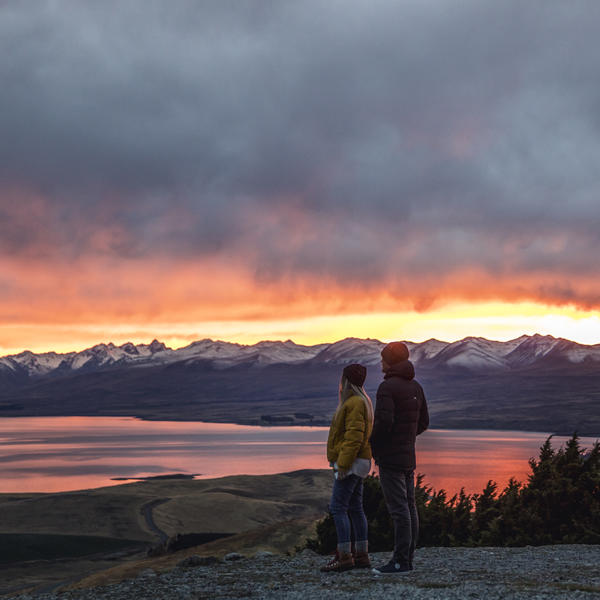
326, 395, 373, 471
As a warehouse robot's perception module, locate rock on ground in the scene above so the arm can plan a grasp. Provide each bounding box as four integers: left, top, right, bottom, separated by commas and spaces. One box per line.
7, 545, 600, 600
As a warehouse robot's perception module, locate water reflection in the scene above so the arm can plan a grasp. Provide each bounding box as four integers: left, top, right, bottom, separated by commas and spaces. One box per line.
0, 417, 596, 495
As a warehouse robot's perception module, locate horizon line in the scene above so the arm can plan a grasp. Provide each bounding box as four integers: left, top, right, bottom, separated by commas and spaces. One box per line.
2, 331, 596, 360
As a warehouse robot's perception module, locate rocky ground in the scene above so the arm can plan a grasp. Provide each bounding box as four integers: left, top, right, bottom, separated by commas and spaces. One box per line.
6, 545, 600, 600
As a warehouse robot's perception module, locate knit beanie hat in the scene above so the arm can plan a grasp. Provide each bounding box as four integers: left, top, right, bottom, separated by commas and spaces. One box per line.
342, 363, 367, 387
381, 341, 409, 365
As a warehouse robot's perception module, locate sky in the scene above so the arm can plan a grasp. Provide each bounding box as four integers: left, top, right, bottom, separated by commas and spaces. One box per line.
1, 0, 600, 355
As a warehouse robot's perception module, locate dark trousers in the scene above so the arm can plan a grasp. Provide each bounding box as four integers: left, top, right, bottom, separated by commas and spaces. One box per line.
379, 466, 418, 568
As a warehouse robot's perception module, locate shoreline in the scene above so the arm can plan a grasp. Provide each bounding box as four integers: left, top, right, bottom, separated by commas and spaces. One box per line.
1, 419, 597, 496
0, 468, 333, 498
3, 412, 600, 438
137, 417, 600, 438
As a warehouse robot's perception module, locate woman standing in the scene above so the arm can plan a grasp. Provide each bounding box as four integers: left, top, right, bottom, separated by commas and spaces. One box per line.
321, 363, 374, 572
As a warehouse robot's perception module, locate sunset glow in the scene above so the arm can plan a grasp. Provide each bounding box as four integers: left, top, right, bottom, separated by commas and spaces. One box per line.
2, 301, 599, 356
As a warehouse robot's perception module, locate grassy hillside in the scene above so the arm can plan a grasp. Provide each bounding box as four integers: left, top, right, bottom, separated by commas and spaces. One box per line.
0, 469, 332, 595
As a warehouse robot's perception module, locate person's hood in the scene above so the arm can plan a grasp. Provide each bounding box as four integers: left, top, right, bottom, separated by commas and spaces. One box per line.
383, 359, 415, 381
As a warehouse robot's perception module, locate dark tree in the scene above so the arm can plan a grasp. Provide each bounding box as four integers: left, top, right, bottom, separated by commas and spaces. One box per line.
305, 435, 600, 553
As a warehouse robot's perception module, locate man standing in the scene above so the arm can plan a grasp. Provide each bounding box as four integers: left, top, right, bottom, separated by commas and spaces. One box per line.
370, 341, 429, 574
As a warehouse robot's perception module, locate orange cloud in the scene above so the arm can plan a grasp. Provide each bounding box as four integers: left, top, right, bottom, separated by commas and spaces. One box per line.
0, 259, 591, 323
2, 248, 600, 353
2, 184, 600, 355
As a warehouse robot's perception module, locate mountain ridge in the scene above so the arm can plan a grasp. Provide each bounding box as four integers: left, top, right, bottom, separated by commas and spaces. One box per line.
1, 333, 599, 435
2, 334, 600, 382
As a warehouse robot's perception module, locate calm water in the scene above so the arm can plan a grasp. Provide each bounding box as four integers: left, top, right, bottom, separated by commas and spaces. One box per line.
0, 417, 596, 494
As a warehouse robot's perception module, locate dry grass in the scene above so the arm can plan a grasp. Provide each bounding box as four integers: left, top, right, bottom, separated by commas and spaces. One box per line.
0, 469, 332, 595
0, 469, 330, 541
63, 516, 320, 591
0, 490, 154, 540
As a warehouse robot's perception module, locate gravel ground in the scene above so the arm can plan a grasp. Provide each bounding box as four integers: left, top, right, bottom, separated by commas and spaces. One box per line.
7, 545, 600, 600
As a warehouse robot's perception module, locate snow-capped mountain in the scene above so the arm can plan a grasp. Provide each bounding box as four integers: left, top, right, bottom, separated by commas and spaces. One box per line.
174, 339, 328, 368
1, 334, 600, 382
414, 335, 532, 371
0, 340, 168, 378
0, 338, 327, 379
2, 334, 599, 436
406, 338, 449, 363
309, 338, 386, 366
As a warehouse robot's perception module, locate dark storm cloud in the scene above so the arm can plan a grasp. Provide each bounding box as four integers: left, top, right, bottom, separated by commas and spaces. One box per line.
1, 0, 600, 301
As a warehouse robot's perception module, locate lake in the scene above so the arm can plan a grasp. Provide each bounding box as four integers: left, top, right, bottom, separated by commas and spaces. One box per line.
0, 417, 597, 495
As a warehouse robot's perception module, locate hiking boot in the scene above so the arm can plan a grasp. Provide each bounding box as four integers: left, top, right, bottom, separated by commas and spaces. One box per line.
320, 550, 354, 572
372, 559, 412, 574
353, 551, 371, 569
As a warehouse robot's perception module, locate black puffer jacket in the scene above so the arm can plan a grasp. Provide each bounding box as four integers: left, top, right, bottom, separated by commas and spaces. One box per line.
370, 360, 429, 471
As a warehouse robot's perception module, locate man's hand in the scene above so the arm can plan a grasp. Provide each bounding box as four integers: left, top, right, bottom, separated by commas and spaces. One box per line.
337, 469, 348, 480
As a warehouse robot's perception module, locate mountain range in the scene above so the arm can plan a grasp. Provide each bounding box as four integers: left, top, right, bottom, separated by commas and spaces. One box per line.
1, 335, 599, 435
2, 334, 600, 380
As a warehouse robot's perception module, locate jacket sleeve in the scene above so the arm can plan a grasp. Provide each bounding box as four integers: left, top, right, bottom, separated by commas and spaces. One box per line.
417, 383, 429, 435
326, 414, 337, 463
370, 381, 394, 454
336, 398, 367, 471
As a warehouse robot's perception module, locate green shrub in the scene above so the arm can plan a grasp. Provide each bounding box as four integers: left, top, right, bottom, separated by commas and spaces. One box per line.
305, 434, 600, 553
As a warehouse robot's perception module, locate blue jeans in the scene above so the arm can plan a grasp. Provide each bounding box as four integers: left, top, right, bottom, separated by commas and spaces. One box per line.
329, 474, 368, 546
